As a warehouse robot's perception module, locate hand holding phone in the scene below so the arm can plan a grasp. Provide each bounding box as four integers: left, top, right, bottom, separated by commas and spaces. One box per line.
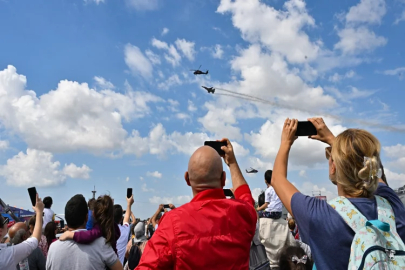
163, 204, 170, 209
204, 141, 227, 156
28, 187, 37, 207
295, 121, 317, 136
127, 188, 133, 199
223, 189, 234, 197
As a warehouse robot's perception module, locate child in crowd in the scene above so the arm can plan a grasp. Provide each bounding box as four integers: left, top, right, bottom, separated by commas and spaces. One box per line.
59, 195, 120, 254
44, 221, 58, 252
278, 246, 312, 270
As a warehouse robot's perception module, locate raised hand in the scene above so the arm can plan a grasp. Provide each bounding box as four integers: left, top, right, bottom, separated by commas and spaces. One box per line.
220, 138, 237, 166
308, 117, 335, 146
281, 118, 298, 147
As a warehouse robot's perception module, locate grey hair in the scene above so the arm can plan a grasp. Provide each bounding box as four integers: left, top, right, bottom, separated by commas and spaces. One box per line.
10, 229, 27, 245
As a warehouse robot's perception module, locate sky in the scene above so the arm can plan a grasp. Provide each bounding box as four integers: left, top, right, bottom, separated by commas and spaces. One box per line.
0, 0, 405, 219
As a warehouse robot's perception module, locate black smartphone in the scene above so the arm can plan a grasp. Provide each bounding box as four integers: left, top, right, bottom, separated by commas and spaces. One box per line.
223, 189, 234, 197
59, 220, 65, 229
204, 141, 227, 156
28, 187, 37, 207
295, 121, 317, 136
163, 204, 170, 209
127, 188, 132, 199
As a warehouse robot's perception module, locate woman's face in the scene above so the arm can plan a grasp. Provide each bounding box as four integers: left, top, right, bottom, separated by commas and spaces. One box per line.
328, 156, 337, 185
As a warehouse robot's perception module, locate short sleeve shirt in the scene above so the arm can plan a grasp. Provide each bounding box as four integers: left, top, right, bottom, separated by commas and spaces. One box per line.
117, 223, 130, 264
0, 238, 38, 270
291, 183, 405, 269
265, 186, 283, 212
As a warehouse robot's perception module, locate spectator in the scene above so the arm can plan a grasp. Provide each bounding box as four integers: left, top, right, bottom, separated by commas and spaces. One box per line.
137, 138, 257, 269
42, 197, 54, 230
46, 194, 123, 270
278, 245, 312, 270
9, 223, 46, 270
113, 195, 134, 265
86, 198, 96, 230
28, 215, 48, 257
0, 194, 44, 270
59, 195, 120, 254
150, 205, 163, 230
271, 117, 405, 269
288, 218, 299, 240
256, 170, 283, 219
124, 222, 148, 270
43, 222, 57, 252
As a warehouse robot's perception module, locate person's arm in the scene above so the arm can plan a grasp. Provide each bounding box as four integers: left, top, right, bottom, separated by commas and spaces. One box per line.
125, 238, 132, 258
130, 212, 136, 224
32, 194, 45, 242
123, 195, 134, 225
109, 260, 124, 270
256, 202, 269, 211
220, 138, 248, 191
169, 204, 176, 210
12, 238, 38, 265
151, 205, 164, 229
271, 118, 300, 215
307, 117, 335, 146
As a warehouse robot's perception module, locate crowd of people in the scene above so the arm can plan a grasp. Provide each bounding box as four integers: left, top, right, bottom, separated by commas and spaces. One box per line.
1, 117, 405, 269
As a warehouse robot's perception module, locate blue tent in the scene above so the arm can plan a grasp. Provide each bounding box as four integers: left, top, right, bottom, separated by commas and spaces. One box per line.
0, 205, 35, 222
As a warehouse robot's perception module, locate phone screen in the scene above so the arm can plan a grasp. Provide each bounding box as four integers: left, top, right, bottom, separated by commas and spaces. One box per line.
204, 141, 227, 156
127, 188, 132, 199
223, 189, 234, 197
27, 187, 37, 206
163, 204, 170, 209
295, 121, 317, 136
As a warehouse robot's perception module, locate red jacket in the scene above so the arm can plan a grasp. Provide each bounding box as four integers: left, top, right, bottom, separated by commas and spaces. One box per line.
136, 184, 257, 270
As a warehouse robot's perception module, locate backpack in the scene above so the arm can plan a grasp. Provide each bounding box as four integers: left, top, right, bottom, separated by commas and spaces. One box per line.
127, 239, 143, 269
329, 195, 405, 269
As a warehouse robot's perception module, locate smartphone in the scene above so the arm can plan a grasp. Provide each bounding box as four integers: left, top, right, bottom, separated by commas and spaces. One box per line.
28, 187, 37, 206
127, 188, 132, 199
59, 220, 65, 229
204, 141, 227, 156
223, 189, 234, 197
295, 121, 317, 136
163, 204, 170, 209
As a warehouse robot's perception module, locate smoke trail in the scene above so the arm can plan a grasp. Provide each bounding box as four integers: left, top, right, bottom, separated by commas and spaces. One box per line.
214, 88, 405, 133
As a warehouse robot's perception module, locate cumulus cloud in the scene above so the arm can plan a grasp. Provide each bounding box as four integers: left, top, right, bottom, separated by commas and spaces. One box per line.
188, 100, 197, 112
0, 140, 9, 150
84, 0, 105, 4
345, 0, 386, 25
0, 149, 91, 187
145, 50, 161, 65
212, 44, 224, 59
94, 76, 115, 89
382, 67, 405, 76
151, 38, 182, 66
147, 171, 162, 178
142, 183, 155, 192
334, 27, 387, 55
124, 44, 153, 78
0, 65, 163, 154
328, 70, 356, 83
175, 39, 196, 61
149, 195, 192, 205
126, 0, 159, 10
157, 74, 182, 90
161, 27, 169, 36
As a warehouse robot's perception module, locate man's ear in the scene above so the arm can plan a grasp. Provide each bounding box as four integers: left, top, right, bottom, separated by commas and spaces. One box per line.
221, 171, 226, 187
185, 172, 191, 186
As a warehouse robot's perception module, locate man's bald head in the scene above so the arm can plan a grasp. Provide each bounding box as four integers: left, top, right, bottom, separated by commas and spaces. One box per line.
186, 146, 225, 192
8, 222, 27, 240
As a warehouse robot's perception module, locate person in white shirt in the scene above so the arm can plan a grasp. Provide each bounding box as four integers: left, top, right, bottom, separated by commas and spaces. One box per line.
256, 170, 283, 219
0, 194, 44, 270
42, 197, 54, 230
114, 195, 134, 265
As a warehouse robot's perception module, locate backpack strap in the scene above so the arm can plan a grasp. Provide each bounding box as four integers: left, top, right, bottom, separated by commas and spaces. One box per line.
328, 196, 367, 233
374, 195, 397, 233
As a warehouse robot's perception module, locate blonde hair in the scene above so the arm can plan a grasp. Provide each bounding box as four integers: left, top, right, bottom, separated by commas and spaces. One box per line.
331, 129, 381, 198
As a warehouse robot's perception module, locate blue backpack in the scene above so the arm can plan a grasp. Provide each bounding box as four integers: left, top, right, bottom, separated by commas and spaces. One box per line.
328, 195, 405, 269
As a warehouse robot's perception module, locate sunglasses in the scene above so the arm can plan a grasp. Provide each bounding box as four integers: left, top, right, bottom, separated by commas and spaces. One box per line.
325, 147, 332, 160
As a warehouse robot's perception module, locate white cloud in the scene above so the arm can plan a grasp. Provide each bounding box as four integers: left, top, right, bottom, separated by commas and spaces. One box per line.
176, 113, 190, 120
0, 140, 9, 150
84, 0, 105, 4
345, 0, 386, 25
147, 171, 162, 178
167, 99, 179, 107
157, 75, 182, 90
141, 183, 155, 192
334, 27, 387, 55
394, 11, 405, 25
325, 86, 375, 101
93, 76, 115, 89
126, 177, 130, 182
124, 44, 153, 78
62, 163, 92, 179
232, 142, 249, 157
0, 149, 91, 187
175, 39, 196, 61
217, 0, 320, 63
251, 187, 264, 202
188, 100, 197, 112
161, 27, 169, 36
145, 50, 161, 65
328, 70, 355, 82
151, 38, 182, 67
140, 176, 144, 181
126, 0, 159, 10
149, 195, 192, 205
0, 65, 163, 153
384, 169, 405, 188
212, 44, 224, 59
382, 67, 405, 76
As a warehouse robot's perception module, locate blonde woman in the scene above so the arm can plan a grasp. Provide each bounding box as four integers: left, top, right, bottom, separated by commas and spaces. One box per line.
271, 117, 405, 269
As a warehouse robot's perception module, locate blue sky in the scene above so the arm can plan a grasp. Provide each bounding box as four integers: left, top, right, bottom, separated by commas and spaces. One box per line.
0, 0, 404, 219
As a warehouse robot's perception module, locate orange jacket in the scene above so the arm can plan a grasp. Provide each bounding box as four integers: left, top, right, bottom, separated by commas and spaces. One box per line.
136, 184, 257, 270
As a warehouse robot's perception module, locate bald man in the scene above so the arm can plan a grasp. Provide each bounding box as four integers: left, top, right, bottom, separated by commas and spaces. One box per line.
8, 222, 28, 240
137, 138, 257, 270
